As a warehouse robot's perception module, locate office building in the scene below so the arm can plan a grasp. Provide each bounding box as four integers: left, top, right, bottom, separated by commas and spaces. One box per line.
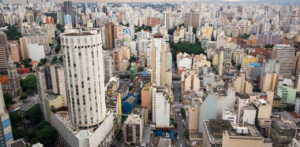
234, 72, 253, 93
112, 47, 130, 72
181, 70, 200, 91
0, 31, 8, 74
252, 99, 272, 123
57, 11, 65, 26
105, 22, 117, 50
272, 44, 295, 77
8, 41, 20, 63
188, 98, 201, 131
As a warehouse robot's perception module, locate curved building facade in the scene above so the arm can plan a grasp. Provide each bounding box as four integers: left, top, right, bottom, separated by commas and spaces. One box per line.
61, 29, 106, 128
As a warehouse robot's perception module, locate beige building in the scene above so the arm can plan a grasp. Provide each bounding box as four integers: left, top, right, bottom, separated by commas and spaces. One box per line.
8, 41, 21, 62
173, 26, 185, 43
192, 54, 211, 72
19, 37, 31, 60
44, 94, 65, 122
122, 109, 144, 145
150, 34, 167, 86
261, 73, 278, 92
188, 98, 201, 131
181, 70, 200, 91
222, 125, 264, 147
233, 72, 253, 93
113, 46, 131, 71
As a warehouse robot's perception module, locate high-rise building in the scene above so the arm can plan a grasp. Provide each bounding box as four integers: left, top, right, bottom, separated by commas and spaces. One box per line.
151, 85, 171, 127
0, 31, 9, 74
260, 59, 280, 91
184, 10, 200, 28
61, 29, 106, 128
150, 34, 167, 86
63, 1, 73, 15
272, 44, 295, 77
57, 11, 65, 26
217, 44, 232, 76
19, 37, 31, 60
102, 50, 113, 83
0, 83, 14, 146
162, 12, 169, 29
105, 22, 117, 50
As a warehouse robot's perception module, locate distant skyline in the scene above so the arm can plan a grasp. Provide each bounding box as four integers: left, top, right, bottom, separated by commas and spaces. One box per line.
3, 0, 300, 4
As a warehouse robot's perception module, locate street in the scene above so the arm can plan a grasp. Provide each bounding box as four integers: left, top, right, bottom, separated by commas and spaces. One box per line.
172, 81, 186, 147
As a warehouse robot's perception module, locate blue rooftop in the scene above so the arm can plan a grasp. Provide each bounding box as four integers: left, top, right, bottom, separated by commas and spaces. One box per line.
249, 62, 261, 67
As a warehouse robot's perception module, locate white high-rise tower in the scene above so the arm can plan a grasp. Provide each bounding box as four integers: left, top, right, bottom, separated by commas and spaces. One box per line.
61, 29, 106, 128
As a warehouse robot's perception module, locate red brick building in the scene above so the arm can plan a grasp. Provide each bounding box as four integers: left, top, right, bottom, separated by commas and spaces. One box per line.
146, 17, 161, 27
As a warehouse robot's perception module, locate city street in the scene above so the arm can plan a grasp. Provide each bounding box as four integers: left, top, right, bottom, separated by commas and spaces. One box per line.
172, 81, 186, 147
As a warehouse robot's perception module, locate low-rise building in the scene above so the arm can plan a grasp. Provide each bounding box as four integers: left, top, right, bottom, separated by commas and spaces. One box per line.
270, 118, 296, 147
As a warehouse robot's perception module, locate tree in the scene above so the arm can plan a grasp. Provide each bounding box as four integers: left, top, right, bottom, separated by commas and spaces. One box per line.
5, 25, 22, 40
37, 121, 50, 130
138, 67, 144, 72
37, 126, 58, 145
3, 93, 15, 108
183, 129, 189, 139
180, 108, 186, 118
174, 132, 178, 137
9, 112, 22, 127
55, 45, 61, 53
20, 93, 28, 100
26, 89, 33, 95
24, 104, 43, 123
40, 58, 47, 65
20, 75, 37, 92
12, 129, 27, 140
51, 56, 58, 64
129, 55, 136, 63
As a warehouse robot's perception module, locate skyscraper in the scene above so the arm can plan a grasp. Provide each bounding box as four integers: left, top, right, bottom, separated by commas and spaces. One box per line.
63, 1, 73, 15
272, 44, 295, 77
217, 43, 232, 76
162, 12, 169, 29
150, 33, 167, 86
61, 29, 106, 128
105, 22, 117, 50
0, 31, 9, 74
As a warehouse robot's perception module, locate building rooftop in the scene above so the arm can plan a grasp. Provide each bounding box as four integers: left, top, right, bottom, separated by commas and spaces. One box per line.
8, 139, 26, 147
157, 138, 171, 147
236, 92, 250, 99
228, 124, 261, 137
272, 118, 296, 131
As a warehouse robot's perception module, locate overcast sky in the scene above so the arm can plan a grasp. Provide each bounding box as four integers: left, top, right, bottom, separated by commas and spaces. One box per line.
4, 0, 300, 4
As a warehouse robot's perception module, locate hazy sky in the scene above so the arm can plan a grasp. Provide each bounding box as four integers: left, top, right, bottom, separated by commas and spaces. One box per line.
4, 0, 300, 4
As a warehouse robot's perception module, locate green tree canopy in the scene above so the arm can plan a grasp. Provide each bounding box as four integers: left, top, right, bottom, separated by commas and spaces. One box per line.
37, 126, 58, 145
5, 25, 22, 40
138, 67, 144, 72
20, 75, 37, 92
12, 129, 27, 140
183, 129, 189, 139
9, 112, 22, 127
26, 88, 33, 95
24, 104, 43, 123
3, 93, 15, 108
37, 121, 50, 130
20, 94, 28, 100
